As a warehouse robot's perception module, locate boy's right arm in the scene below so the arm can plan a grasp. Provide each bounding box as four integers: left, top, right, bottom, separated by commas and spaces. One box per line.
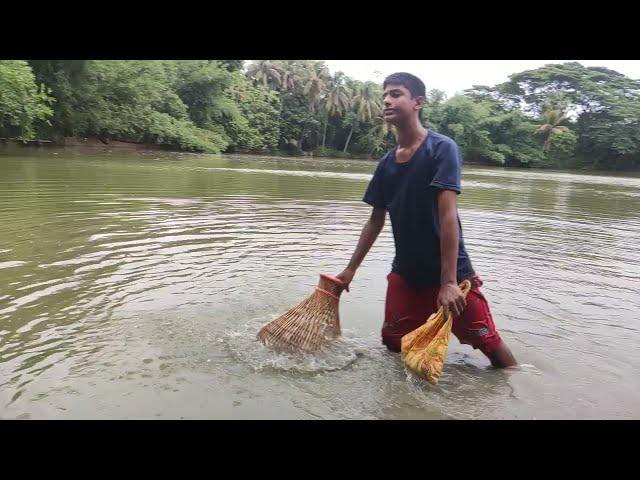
336, 207, 386, 291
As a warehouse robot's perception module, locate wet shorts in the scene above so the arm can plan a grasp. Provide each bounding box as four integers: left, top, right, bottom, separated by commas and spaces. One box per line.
381, 272, 503, 355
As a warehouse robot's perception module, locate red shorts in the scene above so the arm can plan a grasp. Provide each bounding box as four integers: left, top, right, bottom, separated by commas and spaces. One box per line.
382, 272, 502, 355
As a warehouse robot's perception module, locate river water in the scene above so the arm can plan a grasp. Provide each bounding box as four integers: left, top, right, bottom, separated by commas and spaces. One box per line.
1, 150, 639, 419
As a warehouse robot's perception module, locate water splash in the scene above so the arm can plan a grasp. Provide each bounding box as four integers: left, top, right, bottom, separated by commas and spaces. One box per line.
220, 317, 367, 374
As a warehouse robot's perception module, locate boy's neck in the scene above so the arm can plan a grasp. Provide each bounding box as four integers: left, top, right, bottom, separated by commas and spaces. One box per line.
396, 118, 428, 148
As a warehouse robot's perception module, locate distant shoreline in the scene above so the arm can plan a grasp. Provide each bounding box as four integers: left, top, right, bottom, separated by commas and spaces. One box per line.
1, 137, 638, 173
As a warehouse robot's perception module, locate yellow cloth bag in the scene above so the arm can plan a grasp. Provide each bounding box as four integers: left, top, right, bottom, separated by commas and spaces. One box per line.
401, 280, 472, 385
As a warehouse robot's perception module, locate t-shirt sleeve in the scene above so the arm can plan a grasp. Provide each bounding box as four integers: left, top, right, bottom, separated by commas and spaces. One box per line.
363, 158, 386, 208
429, 139, 462, 194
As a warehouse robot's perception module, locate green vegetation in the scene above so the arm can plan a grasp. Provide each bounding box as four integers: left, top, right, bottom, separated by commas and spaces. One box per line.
1, 60, 638, 170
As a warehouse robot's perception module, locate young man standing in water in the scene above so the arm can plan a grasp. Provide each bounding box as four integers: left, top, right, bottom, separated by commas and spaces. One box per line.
335, 72, 517, 368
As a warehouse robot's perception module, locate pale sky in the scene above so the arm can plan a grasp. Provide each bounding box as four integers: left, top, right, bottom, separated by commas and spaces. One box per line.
324, 60, 640, 98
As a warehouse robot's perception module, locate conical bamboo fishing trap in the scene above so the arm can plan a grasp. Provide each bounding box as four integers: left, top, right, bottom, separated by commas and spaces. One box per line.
401, 279, 472, 385
257, 273, 347, 354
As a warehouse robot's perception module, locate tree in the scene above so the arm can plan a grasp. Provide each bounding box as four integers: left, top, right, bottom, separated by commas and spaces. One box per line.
28, 60, 87, 138
72, 61, 228, 152
321, 72, 351, 148
300, 61, 330, 114
220, 60, 244, 72
274, 60, 297, 94
438, 96, 515, 165
354, 114, 394, 157
172, 61, 240, 129
486, 62, 640, 169
6, 59, 638, 170
266, 60, 330, 151
271, 60, 298, 114
422, 89, 447, 130
223, 75, 280, 152
0, 60, 53, 139
354, 81, 382, 123
278, 91, 320, 153
546, 129, 577, 168
481, 107, 545, 167
536, 108, 570, 151
245, 60, 281, 89
344, 81, 382, 153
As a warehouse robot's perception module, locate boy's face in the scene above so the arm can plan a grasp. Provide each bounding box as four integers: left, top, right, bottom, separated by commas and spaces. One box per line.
382, 83, 424, 125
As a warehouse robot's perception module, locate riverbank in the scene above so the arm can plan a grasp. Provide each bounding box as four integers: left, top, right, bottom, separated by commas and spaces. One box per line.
2, 137, 638, 173
0, 137, 173, 151
0, 137, 374, 161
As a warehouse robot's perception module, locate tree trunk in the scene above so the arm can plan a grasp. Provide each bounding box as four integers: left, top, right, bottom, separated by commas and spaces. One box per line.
343, 125, 354, 153
322, 118, 328, 148
299, 128, 305, 152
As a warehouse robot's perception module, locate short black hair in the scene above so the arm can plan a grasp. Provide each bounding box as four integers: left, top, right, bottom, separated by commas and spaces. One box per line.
383, 72, 426, 99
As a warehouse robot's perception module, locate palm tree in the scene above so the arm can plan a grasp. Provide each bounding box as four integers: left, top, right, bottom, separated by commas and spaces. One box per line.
276, 61, 297, 93
369, 115, 393, 156
355, 82, 382, 123
287, 61, 330, 151
344, 82, 382, 153
271, 60, 298, 114
245, 60, 281, 89
301, 62, 330, 114
321, 72, 351, 148
536, 109, 570, 150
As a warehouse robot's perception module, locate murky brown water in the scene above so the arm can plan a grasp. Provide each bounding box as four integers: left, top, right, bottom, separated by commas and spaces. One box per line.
1, 150, 639, 419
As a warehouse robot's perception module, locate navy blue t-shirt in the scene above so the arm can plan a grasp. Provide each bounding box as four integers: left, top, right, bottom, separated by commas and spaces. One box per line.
363, 131, 475, 287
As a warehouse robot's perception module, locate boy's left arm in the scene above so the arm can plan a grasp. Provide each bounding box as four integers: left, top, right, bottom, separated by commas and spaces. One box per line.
437, 189, 467, 317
